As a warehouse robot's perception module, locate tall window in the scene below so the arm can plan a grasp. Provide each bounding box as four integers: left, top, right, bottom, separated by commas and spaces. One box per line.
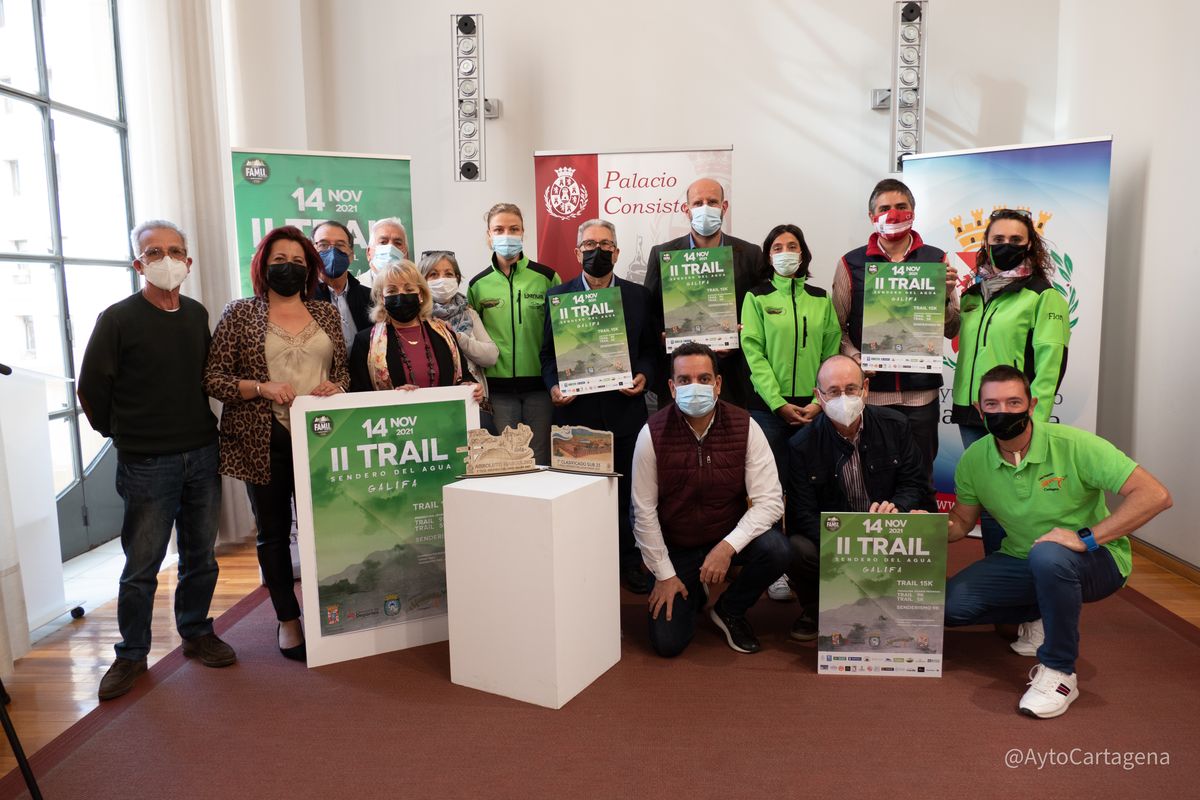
0, 0, 134, 496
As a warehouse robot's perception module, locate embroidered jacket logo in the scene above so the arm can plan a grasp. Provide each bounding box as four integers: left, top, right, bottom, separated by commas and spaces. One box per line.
1039, 473, 1066, 491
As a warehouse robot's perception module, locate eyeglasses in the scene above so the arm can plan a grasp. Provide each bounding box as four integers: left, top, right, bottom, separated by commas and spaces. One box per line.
314, 240, 353, 254
420, 250, 457, 258
138, 247, 187, 261
578, 240, 617, 252
989, 208, 1032, 220
820, 386, 864, 399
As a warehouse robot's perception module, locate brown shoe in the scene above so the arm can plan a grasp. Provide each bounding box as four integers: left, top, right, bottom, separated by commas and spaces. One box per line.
182, 632, 237, 668
98, 657, 147, 701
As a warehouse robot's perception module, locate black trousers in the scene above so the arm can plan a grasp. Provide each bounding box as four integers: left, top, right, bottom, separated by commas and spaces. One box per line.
245, 419, 301, 622
877, 399, 940, 478
785, 534, 820, 616
614, 430, 639, 568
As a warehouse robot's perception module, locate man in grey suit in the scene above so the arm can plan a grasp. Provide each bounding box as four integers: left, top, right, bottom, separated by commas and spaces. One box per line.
643, 177, 763, 408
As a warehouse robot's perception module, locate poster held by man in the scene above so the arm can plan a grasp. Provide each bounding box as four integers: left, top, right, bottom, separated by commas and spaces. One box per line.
660, 246, 739, 352
818, 511, 948, 677
548, 287, 634, 396
859, 261, 946, 373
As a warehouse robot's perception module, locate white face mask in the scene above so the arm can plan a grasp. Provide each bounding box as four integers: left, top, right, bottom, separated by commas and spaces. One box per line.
821, 392, 865, 428
371, 243, 404, 271
142, 256, 189, 291
771, 252, 801, 277
427, 277, 459, 303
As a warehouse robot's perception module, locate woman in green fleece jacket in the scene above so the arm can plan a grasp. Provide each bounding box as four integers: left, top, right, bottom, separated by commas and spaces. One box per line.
952, 207, 1071, 554
740, 223, 840, 480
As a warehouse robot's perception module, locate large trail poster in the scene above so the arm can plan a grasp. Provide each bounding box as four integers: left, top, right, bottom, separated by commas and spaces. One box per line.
818, 512, 948, 678
291, 386, 477, 667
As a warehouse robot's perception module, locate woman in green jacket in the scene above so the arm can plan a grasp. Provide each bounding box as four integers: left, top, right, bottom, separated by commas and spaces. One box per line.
740, 223, 840, 480
952, 208, 1071, 553
466, 203, 561, 464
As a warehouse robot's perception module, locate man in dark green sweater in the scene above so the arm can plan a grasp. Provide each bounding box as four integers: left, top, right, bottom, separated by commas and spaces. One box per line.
77, 220, 236, 701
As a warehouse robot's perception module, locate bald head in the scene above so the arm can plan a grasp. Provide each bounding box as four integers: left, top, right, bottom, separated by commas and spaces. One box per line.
816, 355, 866, 396
686, 177, 725, 205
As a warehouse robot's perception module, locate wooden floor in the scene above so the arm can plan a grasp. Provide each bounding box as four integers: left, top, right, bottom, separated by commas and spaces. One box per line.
2, 544, 1199, 776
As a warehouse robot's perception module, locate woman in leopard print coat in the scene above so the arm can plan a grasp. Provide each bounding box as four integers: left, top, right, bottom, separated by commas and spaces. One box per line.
204, 225, 348, 660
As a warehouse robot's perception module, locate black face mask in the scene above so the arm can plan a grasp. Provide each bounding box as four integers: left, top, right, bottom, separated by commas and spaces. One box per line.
988, 243, 1029, 272
581, 247, 614, 279
983, 410, 1030, 441
384, 292, 422, 323
266, 262, 308, 297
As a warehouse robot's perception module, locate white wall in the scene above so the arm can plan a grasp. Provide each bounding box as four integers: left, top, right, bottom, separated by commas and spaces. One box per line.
221, 0, 1192, 561
223, 0, 1059, 285
1055, 0, 1198, 563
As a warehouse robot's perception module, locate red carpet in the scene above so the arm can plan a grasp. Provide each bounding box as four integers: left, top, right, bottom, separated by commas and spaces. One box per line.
2, 544, 1198, 799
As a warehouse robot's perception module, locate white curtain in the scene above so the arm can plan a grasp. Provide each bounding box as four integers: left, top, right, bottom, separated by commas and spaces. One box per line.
119, 0, 254, 544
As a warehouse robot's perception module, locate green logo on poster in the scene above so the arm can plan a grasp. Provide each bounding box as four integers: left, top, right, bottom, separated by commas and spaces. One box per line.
242, 158, 269, 184
825, 515, 842, 532
311, 415, 333, 436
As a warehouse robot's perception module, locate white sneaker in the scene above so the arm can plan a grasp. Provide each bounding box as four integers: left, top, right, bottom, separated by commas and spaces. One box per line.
1018, 664, 1079, 719
1011, 619, 1045, 656
767, 575, 794, 602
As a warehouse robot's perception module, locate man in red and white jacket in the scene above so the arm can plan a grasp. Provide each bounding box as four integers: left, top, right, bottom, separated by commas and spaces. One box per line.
833, 178, 960, 477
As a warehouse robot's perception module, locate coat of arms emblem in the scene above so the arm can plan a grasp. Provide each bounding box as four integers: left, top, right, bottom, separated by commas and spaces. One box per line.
544, 166, 589, 221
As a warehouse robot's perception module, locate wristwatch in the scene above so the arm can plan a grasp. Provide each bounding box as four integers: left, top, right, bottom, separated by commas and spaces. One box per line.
1076, 527, 1099, 551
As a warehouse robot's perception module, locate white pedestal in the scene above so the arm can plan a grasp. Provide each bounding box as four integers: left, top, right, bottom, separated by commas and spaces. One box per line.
0, 369, 69, 636
444, 470, 620, 709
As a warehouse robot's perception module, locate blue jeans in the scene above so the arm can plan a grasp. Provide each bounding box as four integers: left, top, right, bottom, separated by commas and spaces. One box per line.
490, 389, 553, 465
959, 424, 1006, 554
648, 527, 790, 658
944, 545, 1125, 673
114, 442, 222, 660
749, 408, 800, 485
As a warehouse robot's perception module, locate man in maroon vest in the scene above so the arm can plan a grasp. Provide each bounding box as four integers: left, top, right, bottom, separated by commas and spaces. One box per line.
631, 342, 788, 656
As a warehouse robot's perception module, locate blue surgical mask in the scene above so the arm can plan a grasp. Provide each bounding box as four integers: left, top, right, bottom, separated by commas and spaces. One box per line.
690, 205, 723, 237
492, 235, 523, 259
371, 243, 404, 271
319, 247, 350, 279
674, 383, 716, 418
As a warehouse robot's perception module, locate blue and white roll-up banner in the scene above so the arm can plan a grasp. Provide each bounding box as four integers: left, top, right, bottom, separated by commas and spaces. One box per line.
902, 137, 1113, 506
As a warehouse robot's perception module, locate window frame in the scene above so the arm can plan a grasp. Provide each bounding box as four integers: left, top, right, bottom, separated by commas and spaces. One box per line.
0, 0, 136, 493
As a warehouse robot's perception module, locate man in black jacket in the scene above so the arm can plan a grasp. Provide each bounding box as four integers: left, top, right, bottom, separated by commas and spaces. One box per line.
643, 177, 762, 409
783, 355, 936, 640
542, 218, 658, 593
312, 219, 372, 353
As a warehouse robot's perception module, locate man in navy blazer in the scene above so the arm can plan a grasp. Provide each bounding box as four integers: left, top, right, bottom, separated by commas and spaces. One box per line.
542, 218, 658, 594
642, 177, 764, 409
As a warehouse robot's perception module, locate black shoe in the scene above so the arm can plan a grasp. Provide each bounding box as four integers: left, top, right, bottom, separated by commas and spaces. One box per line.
789, 611, 819, 642
278, 623, 307, 662
621, 564, 654, 595
709, 602, 761, 654
98, 657, 147, 701
182, 632, 237, 667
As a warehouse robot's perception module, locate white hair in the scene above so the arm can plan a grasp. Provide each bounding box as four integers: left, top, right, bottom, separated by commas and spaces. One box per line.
369, 217, 408, 239
576, 218, 616, 246
129, 219, 188, 254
